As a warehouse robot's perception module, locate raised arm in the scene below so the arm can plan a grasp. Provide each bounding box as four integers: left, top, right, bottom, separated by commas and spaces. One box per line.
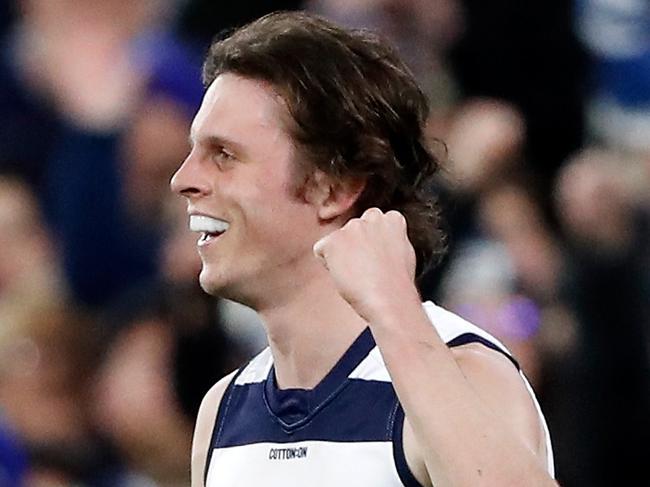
314, 208, 556, 486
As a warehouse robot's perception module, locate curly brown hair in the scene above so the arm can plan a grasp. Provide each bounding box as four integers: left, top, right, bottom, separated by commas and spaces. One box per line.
202, 11, 445, 276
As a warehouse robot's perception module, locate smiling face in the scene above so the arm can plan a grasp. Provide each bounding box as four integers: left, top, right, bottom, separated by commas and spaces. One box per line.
170, 73, 324, 307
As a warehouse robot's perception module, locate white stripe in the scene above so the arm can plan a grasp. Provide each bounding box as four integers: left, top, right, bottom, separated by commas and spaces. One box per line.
348, 347, 391, 381
234, 347, 273, 385
521, 373, 555, 477
230, 301, 554, 477
349, 301, 555, 476
423, 301, 512, 353
349, 301, 513, 382
424, 301, 555, 476
206, 441, 403, 487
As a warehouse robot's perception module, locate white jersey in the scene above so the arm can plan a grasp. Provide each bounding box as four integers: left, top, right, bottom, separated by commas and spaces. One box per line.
204, 302, 554, 486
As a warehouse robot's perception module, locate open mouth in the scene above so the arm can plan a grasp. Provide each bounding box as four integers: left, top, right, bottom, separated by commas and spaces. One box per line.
198, 232, 221, 245
189, 215, 230, 246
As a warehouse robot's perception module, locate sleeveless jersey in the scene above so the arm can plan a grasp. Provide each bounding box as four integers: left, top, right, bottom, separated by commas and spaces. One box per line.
204, 302, 554, 486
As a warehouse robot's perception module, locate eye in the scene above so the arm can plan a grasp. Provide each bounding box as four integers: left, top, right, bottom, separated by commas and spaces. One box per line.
212, 146, 236, 166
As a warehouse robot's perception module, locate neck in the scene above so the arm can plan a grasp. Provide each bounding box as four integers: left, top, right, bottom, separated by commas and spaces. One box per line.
255, 266, 368, 390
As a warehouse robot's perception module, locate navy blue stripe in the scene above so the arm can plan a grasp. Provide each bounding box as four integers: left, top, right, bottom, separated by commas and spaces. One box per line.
217, 379, 397, 447
264, 327, 375, 427
392, 405, 424, 487
204, 367, 244, 484
446, 333, 520, 369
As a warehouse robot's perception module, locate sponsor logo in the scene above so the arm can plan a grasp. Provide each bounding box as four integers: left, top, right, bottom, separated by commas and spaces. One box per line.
268, 447, 308, 460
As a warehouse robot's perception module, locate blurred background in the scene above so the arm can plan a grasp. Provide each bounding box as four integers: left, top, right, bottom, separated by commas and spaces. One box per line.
0, 0, 647, 485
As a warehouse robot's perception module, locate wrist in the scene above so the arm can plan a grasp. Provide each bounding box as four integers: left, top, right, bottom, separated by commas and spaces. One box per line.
361, 286, 424, 329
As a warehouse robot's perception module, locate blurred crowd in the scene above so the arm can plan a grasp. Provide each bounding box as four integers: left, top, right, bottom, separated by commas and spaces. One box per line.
0, 0, 648, 486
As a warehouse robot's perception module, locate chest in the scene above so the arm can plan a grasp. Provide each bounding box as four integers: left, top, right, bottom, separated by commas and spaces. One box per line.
206, 379, 410, 487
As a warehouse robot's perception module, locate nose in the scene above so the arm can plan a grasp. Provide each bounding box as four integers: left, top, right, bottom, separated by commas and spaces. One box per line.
170, 152, 210, 199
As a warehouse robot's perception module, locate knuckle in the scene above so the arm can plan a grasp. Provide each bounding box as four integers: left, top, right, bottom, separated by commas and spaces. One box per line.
361, 207, 382, 219
313, 236, 327, 255
344, 217, 362, 230
386, 210, 407, 225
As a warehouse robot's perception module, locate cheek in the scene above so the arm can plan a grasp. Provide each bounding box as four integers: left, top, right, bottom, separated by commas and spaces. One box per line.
223, 160, 316, 249
233, 169, 302, 223
245, 196, 317, 257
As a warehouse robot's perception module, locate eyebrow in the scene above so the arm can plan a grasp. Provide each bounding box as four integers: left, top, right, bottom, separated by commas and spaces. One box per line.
189, 133, 246, 155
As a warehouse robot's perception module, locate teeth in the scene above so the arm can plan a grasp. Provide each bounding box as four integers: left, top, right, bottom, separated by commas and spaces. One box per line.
189, 215, 230, 234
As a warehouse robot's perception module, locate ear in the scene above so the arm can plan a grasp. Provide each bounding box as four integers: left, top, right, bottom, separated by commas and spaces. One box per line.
305, 170, 366, 221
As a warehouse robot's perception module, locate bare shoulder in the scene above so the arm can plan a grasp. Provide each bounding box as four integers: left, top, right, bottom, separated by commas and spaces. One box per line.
402, 343, 550, 487
191, 369, 239, 487
450, 343, 548, 459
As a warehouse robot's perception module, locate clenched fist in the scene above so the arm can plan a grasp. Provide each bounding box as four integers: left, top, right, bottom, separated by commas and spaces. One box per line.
313, 208, 420, 321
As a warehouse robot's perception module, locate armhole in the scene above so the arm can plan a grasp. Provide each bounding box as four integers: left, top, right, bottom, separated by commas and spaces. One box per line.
391, 334, 520, 487
203, 368, 243, 485
392, 404, 425, 487
446, 332, 520, 370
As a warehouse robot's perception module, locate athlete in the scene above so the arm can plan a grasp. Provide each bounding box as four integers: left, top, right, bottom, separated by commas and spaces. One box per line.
171, 11, 557, 487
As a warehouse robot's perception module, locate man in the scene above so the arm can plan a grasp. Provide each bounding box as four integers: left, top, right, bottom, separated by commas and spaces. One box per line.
171, 11, 556, 487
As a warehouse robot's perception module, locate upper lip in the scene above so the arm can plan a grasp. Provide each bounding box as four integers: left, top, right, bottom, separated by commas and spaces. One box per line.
187, 209, 228, 220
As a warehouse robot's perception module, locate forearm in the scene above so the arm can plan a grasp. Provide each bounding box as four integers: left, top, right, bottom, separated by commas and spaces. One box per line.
367, 297, 556, 486
312, 207, 556, 484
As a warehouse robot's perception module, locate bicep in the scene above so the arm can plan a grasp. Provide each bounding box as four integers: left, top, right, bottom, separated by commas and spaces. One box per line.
191, 370, 237, 487
401, 344, 550, 485
452, 344, 548, 462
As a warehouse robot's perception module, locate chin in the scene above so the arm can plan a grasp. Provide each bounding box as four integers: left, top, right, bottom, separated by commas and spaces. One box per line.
198, 267, 225, 297
198, 266, 247, 304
